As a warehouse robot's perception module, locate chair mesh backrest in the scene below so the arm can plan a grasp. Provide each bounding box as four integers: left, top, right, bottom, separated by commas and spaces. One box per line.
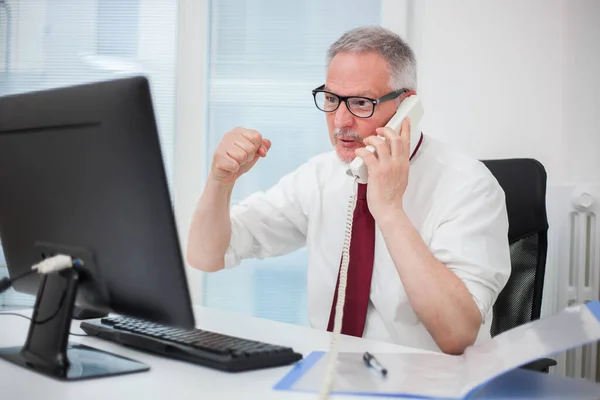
481, 158, 548, 338
491, 233, 540, 336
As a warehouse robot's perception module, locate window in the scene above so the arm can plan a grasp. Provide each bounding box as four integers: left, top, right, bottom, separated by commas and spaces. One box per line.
203, 0, 382, 325
0, 0, 178, 308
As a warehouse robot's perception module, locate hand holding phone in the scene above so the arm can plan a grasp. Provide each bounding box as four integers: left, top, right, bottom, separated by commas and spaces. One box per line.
347, 95, 424, 184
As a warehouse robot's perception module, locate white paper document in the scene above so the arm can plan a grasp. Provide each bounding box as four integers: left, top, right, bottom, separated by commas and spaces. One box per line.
275, 301, 600, 399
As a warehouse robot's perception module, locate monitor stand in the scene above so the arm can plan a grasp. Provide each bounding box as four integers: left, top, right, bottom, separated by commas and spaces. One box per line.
0, 267, 149, 380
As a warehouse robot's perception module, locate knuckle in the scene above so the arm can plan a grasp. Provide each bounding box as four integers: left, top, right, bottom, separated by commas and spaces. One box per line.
357, 147, 369, 156
215, 154, 235, 170
215, 161, 229, 171
245, 129, 263, 142
247, 128, 261, 137
226, 157, 239, 170
226, 127, 243, 138
228, 127, 258, 144
231, 148, 248, 163
230, 159, 241, 171
214, 151, 227, 164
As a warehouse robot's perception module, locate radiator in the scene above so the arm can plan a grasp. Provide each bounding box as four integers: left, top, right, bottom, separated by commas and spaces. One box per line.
546, 184, 600, 381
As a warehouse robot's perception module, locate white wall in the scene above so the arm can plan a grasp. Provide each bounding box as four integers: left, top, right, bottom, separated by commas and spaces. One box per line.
408, 0, 600, 185
561, 0, 600, 184
404, 0, 600, 325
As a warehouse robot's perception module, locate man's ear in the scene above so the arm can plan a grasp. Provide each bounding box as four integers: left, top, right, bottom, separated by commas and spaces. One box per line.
398, 89, 417, 104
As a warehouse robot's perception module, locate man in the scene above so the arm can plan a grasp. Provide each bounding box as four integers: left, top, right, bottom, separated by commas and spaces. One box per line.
187, 26, 511, 355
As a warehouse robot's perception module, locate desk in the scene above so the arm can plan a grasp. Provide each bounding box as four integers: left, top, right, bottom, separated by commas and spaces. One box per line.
1, 306, 599, 400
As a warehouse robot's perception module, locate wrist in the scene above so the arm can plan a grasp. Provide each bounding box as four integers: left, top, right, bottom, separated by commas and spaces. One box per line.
376, 204, 409, 232
204, 175, 234, 202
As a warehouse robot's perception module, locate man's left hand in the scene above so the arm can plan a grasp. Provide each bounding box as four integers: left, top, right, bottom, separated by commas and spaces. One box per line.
354, 117, 412, 220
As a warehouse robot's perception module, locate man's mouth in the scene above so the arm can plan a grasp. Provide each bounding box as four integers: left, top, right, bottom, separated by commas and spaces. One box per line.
334, 130, 362, 147
338, 137, 362, 148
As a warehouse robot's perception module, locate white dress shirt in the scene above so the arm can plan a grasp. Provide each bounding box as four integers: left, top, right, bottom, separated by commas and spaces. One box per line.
224, 134, 511, 352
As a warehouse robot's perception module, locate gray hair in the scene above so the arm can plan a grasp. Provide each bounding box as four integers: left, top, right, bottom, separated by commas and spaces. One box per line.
326, 26, 417, 92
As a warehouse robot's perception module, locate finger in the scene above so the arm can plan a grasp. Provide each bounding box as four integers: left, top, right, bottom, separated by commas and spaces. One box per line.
363, 135, 391, 163
233, 137, 257, 162
244, 140, 271, 168
355, 148, 378, 171
257, 138, 272, 157
263, 138, 272, 150
245, 152, 262, 170
226, 145, 250, 166
215, 155, 240, 173
377, 125, 404, 160
240, 129, 264, 150
399, 116, 411, 159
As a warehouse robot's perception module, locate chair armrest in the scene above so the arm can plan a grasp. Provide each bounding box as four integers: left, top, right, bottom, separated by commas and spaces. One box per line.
519, 358, 557, 373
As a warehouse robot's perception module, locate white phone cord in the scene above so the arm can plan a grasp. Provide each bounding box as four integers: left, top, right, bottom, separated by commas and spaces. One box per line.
318, 179, 358, 400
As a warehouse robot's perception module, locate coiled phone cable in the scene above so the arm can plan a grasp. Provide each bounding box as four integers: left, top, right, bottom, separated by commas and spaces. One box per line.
318, 178, 358, 399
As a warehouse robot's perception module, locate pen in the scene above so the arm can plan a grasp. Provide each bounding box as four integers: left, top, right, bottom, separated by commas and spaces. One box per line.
363, 352, 388, 377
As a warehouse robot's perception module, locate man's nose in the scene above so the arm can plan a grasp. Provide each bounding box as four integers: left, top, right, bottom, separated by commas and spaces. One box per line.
334, 101, 354, 129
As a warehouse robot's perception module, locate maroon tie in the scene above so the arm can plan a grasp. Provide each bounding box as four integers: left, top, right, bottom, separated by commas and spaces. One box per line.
327, 133, 424, 337
327, 183, 375, 337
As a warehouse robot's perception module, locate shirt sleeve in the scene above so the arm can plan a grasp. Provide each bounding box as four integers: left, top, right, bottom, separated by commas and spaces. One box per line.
428, 171, 512, 324
223, 163, 313, 269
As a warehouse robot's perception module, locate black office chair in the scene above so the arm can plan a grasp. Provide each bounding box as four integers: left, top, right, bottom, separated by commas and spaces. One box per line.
481, 158, 557, 373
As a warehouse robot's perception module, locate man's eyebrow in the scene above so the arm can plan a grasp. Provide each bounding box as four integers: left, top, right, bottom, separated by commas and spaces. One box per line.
324, 85, 376, 98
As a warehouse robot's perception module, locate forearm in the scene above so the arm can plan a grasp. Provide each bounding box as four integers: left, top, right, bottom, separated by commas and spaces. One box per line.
378, 208, 481, 355
187, 178, 233, 272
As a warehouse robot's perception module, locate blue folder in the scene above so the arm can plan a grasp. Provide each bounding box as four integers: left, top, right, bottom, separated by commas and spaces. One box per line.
274, 301, 600, 399
275, 351, 600, 399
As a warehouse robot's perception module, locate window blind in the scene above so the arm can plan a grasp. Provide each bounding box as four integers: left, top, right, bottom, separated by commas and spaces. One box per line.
203, 0, 382, 325
0, 0, 178, 308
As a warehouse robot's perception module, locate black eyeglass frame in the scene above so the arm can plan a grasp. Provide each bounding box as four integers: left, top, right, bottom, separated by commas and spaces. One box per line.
311, 84, 409, 118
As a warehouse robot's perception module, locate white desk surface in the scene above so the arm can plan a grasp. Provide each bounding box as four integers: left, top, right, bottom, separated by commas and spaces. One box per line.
0, 306, 426, 400
2, 306, 600, 400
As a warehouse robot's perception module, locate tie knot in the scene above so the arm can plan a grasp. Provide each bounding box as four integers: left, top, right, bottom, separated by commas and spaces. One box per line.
357, 183, 368, 200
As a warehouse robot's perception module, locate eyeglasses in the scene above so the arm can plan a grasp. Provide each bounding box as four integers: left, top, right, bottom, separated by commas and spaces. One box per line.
312, 84, 409, 118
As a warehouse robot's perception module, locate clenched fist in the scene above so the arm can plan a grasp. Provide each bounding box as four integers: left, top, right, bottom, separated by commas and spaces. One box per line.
210, 127, 271, 186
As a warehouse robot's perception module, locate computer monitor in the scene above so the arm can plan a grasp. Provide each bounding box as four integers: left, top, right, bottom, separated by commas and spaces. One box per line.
0, 76, 195, 380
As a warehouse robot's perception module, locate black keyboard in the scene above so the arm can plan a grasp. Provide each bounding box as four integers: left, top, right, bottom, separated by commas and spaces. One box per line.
80, 316, 303, 372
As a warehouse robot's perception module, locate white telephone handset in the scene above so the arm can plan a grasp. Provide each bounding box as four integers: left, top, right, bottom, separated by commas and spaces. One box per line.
319, 95, 424, 400
346, 95, 424, 183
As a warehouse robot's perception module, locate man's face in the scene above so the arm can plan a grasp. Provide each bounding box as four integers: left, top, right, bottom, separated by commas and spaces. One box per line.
325, 51, 399, 163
